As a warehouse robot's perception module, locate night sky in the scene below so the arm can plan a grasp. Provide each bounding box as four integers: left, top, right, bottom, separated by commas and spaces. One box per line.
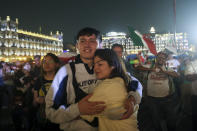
1, 0, 197, 45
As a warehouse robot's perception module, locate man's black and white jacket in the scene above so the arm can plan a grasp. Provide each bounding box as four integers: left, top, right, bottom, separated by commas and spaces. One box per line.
45, 55, 142, 131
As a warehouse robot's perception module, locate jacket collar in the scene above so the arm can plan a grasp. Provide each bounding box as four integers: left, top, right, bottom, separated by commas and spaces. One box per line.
75, 54, 94, 74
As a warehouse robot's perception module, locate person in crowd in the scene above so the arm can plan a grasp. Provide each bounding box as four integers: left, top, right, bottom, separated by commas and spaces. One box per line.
81, 48, 139, 131
112, 44, 146, 88
22, 75, 36, 131
166, 53, 180, 72
112, 44, 135, 76
172, 54, 193, 131
13, 61, 24, 88
17, 63, 32, 93
178, 55, 192, 111
2, 63, 15, 86
33, 53, 60, 130
32, 55, 41, 80
45, 27, 142, 131
184, 54, 197, 131
136, 51, 180, 131
0, 63, 4, 86
0, 74, 15, 131
12, 90, 28, 131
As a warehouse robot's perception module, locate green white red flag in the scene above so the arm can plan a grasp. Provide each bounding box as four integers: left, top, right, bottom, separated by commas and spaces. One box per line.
128, 26, 157, 55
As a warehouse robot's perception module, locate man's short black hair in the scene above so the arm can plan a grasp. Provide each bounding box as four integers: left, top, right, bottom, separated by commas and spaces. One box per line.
112, 44, 123, 52
75, 27, 102, 43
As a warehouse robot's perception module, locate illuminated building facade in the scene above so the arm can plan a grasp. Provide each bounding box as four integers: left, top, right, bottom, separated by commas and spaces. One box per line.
102, 32, 147, 55
147, 27, 189, 53
152, 33, 189, 53
0, 16, 63, 62
102, 28, 189, 55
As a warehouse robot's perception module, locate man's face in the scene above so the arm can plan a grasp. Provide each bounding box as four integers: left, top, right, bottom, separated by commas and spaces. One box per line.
76, 34, 99, 61
156, 53, 167, 66
34, 57, 41, 66
113, 47, 123, 58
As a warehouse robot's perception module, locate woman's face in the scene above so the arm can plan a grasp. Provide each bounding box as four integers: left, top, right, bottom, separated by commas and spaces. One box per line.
94, 56, 113, 80
42, 56, 58, 73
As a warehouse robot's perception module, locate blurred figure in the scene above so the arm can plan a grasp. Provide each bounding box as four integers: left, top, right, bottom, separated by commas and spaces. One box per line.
174, 54, 193, 131
184, 54, 197, 131
0, 80, 15, 131
112, 44, 123, 58
166, 53, 180, 72
0, 63, 4, 86
3, 63, 14, 86
17, 62, 32, 93
33, 55, 41, 67
137, 51, 180, 131
13, 61, 25, 90
12, 90, 28, 131
112, 44, 135, 76
33, 53, 60, 130
32, 55, 41, 81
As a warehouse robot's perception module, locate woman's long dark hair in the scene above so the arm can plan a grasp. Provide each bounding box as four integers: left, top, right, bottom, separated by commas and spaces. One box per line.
94, 49, 131, 90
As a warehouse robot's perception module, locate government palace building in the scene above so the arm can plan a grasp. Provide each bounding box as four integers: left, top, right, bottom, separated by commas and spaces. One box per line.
0, 16, 63, 62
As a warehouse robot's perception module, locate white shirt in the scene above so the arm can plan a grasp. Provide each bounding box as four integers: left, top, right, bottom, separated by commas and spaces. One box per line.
185, 59, 197, 95
166, 59, 180, 72
184, 60, 197, 75
147, 66, 170, 97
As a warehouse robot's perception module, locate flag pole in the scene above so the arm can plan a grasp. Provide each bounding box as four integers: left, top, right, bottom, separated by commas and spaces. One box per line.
173, 0, 177, 49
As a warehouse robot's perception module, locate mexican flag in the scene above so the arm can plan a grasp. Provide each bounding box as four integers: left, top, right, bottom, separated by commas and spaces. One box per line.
128, 26, 157, 55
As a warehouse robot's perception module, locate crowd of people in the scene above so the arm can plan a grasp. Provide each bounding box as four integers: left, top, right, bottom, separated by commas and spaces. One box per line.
0, 27, 196, 131
0, 53, 62, 130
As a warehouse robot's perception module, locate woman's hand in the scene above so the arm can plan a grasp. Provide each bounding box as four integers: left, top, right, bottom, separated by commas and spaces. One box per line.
121, 96, 135, 119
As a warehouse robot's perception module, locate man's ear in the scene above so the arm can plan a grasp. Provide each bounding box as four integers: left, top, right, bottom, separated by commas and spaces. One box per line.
76, 44, 80, 54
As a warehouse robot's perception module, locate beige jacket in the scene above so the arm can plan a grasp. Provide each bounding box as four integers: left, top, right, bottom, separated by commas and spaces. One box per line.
81, 77, 138, 131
